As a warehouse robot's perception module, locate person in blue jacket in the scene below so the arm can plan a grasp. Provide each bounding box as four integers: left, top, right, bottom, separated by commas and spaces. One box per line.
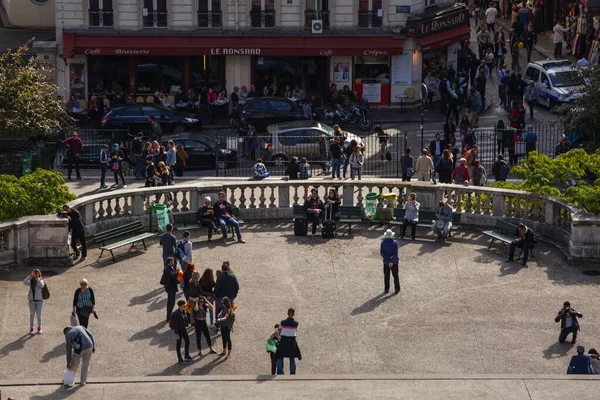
380, 229, 400, 294
432, 200, 453, 241
568, 346, 595, 374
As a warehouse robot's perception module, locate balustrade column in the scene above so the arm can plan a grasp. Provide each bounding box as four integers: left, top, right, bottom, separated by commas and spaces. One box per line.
544, 202, 554, 225
84, 203, 95, 225
133, 194, 145, 216
492, 194, 505, 216
278, 185, 289, 208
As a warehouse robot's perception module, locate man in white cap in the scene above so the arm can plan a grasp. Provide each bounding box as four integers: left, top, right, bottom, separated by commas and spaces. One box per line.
380, 229, 400, 294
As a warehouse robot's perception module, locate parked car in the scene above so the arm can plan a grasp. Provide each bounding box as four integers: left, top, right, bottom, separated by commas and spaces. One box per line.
160, 133, 236, 170
58, 143, 106, 169
262, 120, 363, 166
101, 104, 202, 135
240, 97, 307, 132
524, 60, 586, 110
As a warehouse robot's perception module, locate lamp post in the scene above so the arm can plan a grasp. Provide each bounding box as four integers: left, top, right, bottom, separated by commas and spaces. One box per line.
420, 83, 428, 151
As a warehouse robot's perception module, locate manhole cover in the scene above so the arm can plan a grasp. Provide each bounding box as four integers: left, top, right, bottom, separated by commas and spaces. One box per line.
582, 270, 600, 276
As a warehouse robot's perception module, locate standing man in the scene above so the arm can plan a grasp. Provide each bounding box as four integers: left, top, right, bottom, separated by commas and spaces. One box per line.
277, 308, 301, 375
568, 346, 594, 374
497, 66, 509, 107
303, 188, 324, 238
162, 257, 179, 322
505, 223, 535, 266
177, 231, 193, 271
523, 24, 537, 64
429, 134, 446, 173
99, 144, 109, 189
214, 262, 239, 314
485, 2, 498, 33
491, 154, 509, 182
132, 132, 145, 179
524, 81, 538, 119
62, 132, 83, 180
330, 136, 342, 179
555, 301, 583, 344
165, 140, 177, 182
553, 21, 568, 59
523, 125, 537, 156
159, 223, 177, 267
149, 116, 162, 139
63, 325, 95, 386
380, 229, 400, 294
63, 205, 87, 262
171, 299, 192, 364
432, 200, 453, 241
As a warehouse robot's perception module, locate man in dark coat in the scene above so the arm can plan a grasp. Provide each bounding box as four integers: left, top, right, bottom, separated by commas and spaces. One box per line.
568, 346, 594, 374
214, 262, 239, 313
161, 257, 179, 322
555, 301, 583, 344
303, 188, 325, 238
505, 223, 535, 266
171, 299, 192, 364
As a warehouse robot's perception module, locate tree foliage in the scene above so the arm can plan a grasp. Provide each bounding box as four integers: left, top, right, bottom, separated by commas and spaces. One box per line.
491, 150, 600, 215
0, 169, 77, 221
0, 42, 74, 139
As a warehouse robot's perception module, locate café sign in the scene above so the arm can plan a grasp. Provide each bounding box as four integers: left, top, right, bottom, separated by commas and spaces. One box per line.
210, 48, 261, 55
407, 9, 469, 37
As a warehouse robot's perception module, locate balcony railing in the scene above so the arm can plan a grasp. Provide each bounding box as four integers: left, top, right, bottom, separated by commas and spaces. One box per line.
304, 10, 330, 29
250, 10, 276, 28
358, 11, 382, 28
89, 10, 114, 27
143, 10, 168, 28
198, 10, 222, 28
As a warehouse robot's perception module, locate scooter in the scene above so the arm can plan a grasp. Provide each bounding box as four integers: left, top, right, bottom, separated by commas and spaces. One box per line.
328, 99, 373, 131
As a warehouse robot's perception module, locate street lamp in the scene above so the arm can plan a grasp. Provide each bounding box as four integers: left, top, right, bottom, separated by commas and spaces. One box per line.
420, 83, 428, 151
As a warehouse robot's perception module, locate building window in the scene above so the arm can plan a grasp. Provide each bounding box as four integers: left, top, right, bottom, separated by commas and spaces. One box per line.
305, 0, 329, 29
190, 56, 226, 92
198, 0, 222, 28
250, 0, 275, 28
89, 0, 114, 27
136, 57, 184, 93
425, 0, 436, 7
143, 0, 168, 28
358, 0, 382, 28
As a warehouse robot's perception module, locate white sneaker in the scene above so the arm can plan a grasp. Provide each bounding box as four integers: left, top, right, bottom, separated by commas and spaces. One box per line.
123, 185, 128, 188
112, 184, 119, 188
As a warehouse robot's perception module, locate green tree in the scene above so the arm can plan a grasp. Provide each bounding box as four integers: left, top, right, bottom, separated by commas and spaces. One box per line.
491, 150, 600, 215
0, 169, 77, 221
0, 41, 73, 139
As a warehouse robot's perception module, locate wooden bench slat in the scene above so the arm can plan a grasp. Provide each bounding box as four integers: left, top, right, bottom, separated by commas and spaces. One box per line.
99, 232, 155, 251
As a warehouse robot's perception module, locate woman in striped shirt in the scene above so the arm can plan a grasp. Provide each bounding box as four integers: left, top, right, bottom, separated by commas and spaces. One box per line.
72, 278, 96, 329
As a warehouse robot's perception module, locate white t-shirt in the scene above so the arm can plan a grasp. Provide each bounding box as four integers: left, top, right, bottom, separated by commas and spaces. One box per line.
564, 315, 573, 329
485, 7, 498, 24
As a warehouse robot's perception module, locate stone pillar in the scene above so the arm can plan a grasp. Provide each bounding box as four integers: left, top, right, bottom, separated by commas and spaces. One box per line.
492, 194, 505, 216
133, 194, 145, 216
190, 190, 199, 212
83, 203, 94, 225
278, 185, 290, 208
545, 202, 554, 225
342, 184, 353, 206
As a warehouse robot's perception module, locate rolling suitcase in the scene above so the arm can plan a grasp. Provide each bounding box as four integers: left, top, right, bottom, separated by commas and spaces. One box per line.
294, 217, 308, 236
322, 206, 336, 238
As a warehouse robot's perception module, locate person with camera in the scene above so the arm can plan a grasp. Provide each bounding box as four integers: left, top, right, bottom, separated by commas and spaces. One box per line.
24, 269, 45, 334
555, 301, 583, 344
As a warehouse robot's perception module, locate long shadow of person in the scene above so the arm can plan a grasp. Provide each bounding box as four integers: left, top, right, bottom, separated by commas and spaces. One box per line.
30, 384, 83, 400
543, 341, 574, 360
0, 334, 35, 358
350, 292, 391, 316
41, 343, 65, 363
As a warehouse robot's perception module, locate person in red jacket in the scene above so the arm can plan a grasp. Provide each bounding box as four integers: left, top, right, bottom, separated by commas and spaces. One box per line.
62, 132, 83, 180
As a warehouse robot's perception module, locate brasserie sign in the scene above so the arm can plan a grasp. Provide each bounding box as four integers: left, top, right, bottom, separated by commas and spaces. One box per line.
407, 9, 469, 37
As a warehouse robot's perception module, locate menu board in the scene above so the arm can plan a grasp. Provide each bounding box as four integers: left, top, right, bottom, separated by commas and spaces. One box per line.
392, 55, 411, 84
362, 83, 381, 103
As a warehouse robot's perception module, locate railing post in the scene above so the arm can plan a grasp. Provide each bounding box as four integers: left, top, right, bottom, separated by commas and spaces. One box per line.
342, 184, 353, 206
545, 201, 554, 225
492, 194, 505, 216
190, 189, 199, 212
278, 185, 290, 208
84, 203, 94, 225
133, 194, 145, 217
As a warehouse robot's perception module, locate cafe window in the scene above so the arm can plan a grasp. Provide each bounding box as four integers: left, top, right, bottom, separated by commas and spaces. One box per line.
143, 0, 167, 28
69, 64, 86, 99
135, 57, 184, 94
89, 0, 113, 26
355, 56, 389, 82
88, 56, 129, 95
190, 56, 226, 92
422, 49, 446, 80
305, 0, 329, 29
358, 0, 382, 28
198, 0, 222, 27
251, 0, 275, 28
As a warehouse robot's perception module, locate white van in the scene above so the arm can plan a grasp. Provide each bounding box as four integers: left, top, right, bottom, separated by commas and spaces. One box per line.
524, 60, 586, 109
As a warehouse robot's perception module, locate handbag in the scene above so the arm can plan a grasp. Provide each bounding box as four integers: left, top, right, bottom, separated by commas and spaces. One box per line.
63, 369, 75, 386
42, 284, 50, 300
266, 337, 278, 354
111, 161, 120, 171
436, 220, 445, 229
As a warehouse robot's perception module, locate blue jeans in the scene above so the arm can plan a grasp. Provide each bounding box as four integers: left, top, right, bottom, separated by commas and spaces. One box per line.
134, 155, 144, 177
351, 167, 361, 180
100, 165, 107, 187
526, 45, 533, 63
509, 241, 532, 264
559, 325, 578, 343
219, 216, 242, 239
277, 357, 296, 375
331, 158, 341, 178
342, 157, 350, 178
432, 155, 441, 170
554, 42, 563, 59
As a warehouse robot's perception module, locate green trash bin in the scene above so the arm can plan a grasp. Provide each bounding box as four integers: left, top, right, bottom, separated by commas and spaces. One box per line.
364, 192, 380, 219
21, 152, 32, 175
151, 203, 169, 232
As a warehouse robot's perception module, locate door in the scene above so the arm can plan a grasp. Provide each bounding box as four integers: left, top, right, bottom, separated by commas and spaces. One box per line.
539, 72, 552, 107
184, 139, 216, 169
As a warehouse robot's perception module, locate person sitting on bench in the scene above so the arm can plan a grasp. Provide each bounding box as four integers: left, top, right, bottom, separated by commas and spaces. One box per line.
323, 188, 341, 221
197, 196, 219, 240
214, 192, 245, 243
303, 188, 324, 238
432, 200, 453, 241
253, 158, 269, 179
506, 222, 535, 266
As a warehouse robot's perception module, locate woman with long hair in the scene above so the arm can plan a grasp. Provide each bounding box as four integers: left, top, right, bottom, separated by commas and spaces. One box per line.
199, 268, 216, 327
458, 115, 471, 139
174, 144, 188, 177
181, 262, 195, 301
24, 269, 45, 334
324, 188, 341, 221
217, 296, 234, 358
437, 149, 454, 184
349, 145, 364, 180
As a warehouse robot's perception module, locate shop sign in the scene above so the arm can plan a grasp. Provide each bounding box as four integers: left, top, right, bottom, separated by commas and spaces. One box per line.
210, 48, 262, 55
84, 49, 100, 55
83, 48, 151, 56
407, 9, 469, 37
395, 5, 410, 13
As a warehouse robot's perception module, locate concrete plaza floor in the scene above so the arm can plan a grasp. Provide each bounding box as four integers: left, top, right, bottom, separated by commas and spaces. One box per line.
1, 223, 599, 398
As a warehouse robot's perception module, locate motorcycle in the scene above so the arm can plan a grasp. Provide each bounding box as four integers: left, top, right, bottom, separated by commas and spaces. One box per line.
328, 99, 373, 131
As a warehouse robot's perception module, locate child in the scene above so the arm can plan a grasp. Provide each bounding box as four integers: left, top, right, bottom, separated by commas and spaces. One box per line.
267, 324, 281, 375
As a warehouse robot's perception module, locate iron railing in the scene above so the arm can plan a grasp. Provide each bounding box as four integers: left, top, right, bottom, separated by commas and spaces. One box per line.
250, 10, 276, 28
304, 10, 330, 29
358, 11, 382, 28
89, 9, 114, 27
143, 10, 168, 28
198, 10, 222, 28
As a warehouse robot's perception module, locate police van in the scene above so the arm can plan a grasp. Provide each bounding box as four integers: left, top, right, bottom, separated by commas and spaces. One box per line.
524, 60, 586, 110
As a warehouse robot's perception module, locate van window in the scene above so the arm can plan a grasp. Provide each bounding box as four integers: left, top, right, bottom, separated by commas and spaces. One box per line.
301, 130, 321, 144
541, 73, 549, 86
270, 100, 292, 112
525, 67, 539, 83
246, 100, 268, 111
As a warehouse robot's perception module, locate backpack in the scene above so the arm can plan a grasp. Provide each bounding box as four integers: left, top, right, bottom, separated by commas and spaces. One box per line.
455, 169, 466, 184
499, 162, 509, 180
175, 239, 187, 261
168, 311, 176, 328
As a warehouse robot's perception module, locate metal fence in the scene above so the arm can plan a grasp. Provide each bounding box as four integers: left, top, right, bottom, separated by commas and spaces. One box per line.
51, 129, 130, 170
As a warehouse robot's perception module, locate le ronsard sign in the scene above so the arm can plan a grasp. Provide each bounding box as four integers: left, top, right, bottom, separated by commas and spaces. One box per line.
407, 9, 469, 37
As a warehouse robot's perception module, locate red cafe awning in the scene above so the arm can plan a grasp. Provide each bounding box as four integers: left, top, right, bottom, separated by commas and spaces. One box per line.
418, 25, 470, 52
62, 33, 403, 57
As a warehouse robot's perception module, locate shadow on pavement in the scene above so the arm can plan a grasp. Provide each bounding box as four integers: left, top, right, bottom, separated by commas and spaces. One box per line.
189, 355, 227, 375
543, 341, 574, 360
350, 292, 391, 316
41, 343, 65, 363
129, 287, 164, 307
30, 384, 82, 400
128, 320, 174, 349
0, 334, 35, 358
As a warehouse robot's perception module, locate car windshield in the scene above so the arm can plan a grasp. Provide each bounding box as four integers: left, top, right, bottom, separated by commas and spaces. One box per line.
549, 71, 585, 88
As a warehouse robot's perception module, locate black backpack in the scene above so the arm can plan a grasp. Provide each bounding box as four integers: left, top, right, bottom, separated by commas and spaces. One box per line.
439, 78, 448, 93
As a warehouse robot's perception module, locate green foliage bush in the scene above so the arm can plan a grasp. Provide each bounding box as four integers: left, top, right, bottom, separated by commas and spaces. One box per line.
490, 150, 600, 215
0, 169, 77, 221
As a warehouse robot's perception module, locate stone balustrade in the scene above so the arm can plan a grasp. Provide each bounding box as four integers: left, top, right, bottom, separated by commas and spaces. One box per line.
1, 179, 596, 269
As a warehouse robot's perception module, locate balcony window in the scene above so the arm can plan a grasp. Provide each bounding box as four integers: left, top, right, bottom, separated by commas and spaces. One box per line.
304, 0, 329, 29
89, 0, 113, 27
198, 0, 222, 28
358, 0, 382, 28
251, 0, 275, 28
143, 0, 168, 28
